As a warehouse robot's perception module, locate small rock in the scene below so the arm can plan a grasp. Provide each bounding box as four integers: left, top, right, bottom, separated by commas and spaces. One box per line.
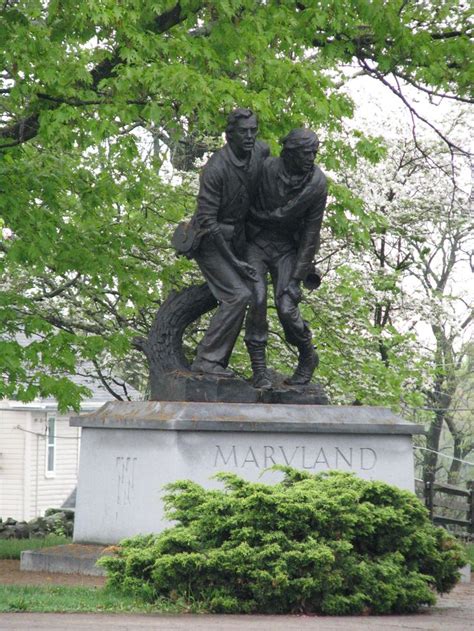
33, 529, 47, 538
14, 523, 30, 539
0, 527, 15, 539
45, 512, 66, 523
44, 508, 62, 517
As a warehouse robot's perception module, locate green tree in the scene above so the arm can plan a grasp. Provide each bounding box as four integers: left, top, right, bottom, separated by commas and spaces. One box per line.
0, 1, 472, 408
320, 112, 473, 483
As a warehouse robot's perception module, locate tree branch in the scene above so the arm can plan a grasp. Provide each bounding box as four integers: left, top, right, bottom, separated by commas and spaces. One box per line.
31, 273, 82, 301
392, 70, 473, 105
0, 2, 203, 147
36, 93, 156, 107
358, 59, 470, 158
91, 359, 125, 401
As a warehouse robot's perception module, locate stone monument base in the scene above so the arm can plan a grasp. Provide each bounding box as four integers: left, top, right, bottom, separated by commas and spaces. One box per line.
151, 371, 329, 404
70, 401, 424, 545
20, 544, 109, 576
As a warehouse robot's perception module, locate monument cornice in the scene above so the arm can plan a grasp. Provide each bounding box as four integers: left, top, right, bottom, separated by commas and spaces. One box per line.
71, 401, 425, 436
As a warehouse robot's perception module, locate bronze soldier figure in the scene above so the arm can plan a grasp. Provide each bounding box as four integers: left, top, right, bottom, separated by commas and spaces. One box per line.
244, 128, 327, 388
173, 108, 270, 376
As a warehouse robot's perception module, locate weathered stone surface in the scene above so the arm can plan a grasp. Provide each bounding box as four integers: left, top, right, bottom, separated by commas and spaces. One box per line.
13, 523, 30, 539
20, 544, 109, 576
72, 401, 423, 545
153, 372, 260, 403
0, 510, 75, 540
71, 400, 423, 435
45, 508, 75, 520
151, 371, 329, 404
262, 382, 329, 405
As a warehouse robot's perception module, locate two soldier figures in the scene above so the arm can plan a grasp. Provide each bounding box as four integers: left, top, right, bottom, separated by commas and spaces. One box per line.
172, 108, 327, 389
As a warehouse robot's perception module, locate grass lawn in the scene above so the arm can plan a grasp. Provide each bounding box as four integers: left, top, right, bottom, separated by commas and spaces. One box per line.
0, 536, 202, 613
0, 585, 200, 614
0, 537, 470, 614
0, 535, 71, 560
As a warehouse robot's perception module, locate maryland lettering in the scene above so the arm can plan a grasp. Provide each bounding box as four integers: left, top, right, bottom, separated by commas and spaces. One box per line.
213, 445, 377, 471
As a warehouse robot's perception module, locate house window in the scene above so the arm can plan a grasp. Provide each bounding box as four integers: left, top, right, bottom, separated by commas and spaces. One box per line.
46, 416, 56, 476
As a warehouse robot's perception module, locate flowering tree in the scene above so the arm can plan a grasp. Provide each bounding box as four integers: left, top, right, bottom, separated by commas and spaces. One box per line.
0, 1, 472, 408
306, 110, 473, 483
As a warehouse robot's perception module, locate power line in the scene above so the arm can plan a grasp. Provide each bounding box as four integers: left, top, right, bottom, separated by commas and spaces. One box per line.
403, 404, 474, 412
14, 425, 80, 440
413, 445, 474, 466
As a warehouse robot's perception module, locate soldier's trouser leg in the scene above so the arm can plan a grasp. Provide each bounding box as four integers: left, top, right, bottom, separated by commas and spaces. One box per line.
244, 244, 272, 388
244, 243, 269, 345
272, 251, 311, 346
194, 240, 252, 368
272, 251, 317, 384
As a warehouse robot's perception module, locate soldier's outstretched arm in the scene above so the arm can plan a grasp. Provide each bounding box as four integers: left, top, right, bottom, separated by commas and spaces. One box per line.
211, 231, 258, 282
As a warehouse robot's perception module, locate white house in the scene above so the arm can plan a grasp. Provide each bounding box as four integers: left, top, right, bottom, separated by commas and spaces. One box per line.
0, 372, 140, 521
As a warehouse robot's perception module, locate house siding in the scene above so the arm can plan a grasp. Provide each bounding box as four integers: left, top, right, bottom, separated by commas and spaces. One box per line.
0, 410, 81, 521
0, 409, 29, 520
29, 415, 81, 519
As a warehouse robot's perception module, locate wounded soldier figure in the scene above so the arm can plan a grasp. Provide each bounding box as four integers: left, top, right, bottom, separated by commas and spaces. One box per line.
244, 128, 327, 389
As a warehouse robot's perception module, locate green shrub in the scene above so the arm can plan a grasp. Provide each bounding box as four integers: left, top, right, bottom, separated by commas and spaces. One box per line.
99, 468, 467, 614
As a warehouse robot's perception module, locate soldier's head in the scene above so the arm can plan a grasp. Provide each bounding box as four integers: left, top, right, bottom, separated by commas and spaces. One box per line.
226, 108, 258, 159
281, 128, 319, 175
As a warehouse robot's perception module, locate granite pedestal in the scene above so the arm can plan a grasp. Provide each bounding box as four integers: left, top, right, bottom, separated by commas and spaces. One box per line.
70, 401, 424, 544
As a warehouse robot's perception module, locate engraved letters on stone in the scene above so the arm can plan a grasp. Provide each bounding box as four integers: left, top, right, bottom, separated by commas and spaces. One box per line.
213, 444, 377, 471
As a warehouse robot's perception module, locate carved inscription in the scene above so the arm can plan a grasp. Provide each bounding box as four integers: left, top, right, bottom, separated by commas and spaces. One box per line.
116, 456, 137, 505
214, 445, 377, 471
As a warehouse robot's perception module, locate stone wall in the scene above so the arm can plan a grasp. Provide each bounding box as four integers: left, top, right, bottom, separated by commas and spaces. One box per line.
0, 508, 74, 539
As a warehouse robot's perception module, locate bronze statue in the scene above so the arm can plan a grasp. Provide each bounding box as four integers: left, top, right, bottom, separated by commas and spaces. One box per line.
244, 128, 327, 388
172, 108, 269, 376
155, 116, 327, 403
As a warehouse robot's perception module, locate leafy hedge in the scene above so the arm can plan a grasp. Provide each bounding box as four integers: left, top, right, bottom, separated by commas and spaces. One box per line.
100, 469, 466, 614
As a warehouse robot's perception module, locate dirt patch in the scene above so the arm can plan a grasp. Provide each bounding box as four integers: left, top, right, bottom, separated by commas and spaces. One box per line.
434, 581, 474, 610
0, 560, 106, 588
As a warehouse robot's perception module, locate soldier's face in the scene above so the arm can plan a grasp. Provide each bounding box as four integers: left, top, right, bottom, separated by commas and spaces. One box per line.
229, 117, 258, 154
288, 145, 318, 174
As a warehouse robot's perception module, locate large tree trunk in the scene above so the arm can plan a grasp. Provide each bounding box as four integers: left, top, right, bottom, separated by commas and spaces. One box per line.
422, 326, 457, 487
445, 415, 466, 485
133, 283, 217, 396
423, 408, 445, 486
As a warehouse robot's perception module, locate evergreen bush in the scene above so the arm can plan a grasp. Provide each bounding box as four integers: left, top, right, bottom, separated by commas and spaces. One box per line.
99, 468, 466, 614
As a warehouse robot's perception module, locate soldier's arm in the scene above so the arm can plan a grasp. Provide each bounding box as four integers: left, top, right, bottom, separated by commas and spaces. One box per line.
292, 181, 327, 281
250, 172, 321, 226
196, 161, 257, 282
195, 161, 223, 235
269, 183, 316, 223
277, 177, 327, 302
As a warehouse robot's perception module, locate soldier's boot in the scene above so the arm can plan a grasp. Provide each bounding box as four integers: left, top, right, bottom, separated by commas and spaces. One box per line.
191, 357, 235, 377
285, 339, 319, 385
246, 341, 272, 390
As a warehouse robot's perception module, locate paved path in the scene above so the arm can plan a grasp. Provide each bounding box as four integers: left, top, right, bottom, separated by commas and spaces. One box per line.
0, 583, 472, 631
